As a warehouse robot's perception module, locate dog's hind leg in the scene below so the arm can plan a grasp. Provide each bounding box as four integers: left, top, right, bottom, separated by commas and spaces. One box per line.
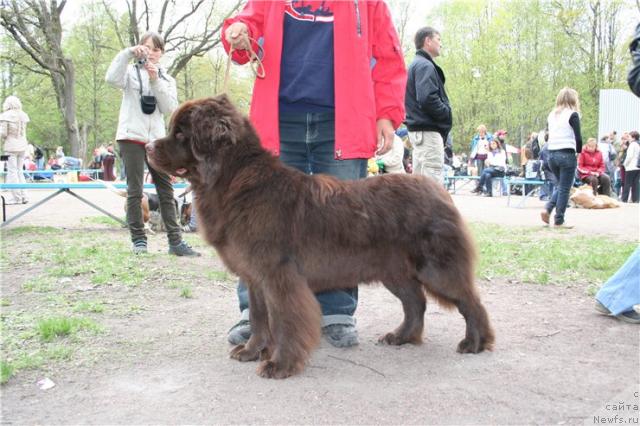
378, 280, 426, 345
256, 263, 321, 379
417, 266, 494, 354
230, 284, 270, 362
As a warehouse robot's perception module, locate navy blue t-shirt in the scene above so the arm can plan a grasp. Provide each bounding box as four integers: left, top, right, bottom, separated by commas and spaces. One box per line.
279, 0, 335, 112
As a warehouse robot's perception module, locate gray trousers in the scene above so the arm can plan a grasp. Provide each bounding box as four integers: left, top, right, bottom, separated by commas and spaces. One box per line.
117, 141, 181, 245
409, 130, 444, 184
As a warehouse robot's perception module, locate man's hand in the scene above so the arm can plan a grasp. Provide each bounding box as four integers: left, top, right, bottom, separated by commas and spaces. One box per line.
376, 118, 395, 156
225, 22, 250, 50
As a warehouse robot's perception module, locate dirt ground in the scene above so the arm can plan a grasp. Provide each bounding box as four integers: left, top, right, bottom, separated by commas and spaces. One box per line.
1, 187, 639, 425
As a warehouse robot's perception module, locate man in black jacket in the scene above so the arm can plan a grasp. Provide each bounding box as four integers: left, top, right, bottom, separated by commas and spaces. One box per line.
629, 23, 640, 97
405, 27, 452, 184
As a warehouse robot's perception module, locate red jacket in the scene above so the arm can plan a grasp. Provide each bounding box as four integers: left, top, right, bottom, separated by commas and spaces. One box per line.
222, 0, 407, 159
578, 149, 605, 180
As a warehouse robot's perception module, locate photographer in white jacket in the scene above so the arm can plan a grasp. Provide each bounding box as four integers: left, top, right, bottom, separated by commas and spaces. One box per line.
105, 31, 198, 256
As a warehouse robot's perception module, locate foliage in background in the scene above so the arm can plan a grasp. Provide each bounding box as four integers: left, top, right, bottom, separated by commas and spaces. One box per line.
428, 0, 636, 154
0, 0, 637, 161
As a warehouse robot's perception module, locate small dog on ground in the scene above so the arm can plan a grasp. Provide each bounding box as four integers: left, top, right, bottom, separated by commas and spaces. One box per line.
570, 185, 620, 209
147, 95, 494, 379
101, 180, 192, 232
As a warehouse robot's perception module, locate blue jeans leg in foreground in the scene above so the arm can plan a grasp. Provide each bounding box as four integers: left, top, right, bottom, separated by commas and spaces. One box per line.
545, 150, 577, 225
235, 111, 366, 326
596, 246, 640, 316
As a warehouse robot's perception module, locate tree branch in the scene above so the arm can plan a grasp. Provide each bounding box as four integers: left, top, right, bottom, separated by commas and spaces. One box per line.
101, 0, 126, 49
0, 55, 49, 76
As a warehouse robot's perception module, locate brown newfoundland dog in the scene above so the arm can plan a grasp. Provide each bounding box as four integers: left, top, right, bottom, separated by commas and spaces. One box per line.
147, 95, 494, 379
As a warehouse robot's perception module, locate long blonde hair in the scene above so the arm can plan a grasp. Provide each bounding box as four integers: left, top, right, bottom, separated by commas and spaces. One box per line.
554, 87, 580, 114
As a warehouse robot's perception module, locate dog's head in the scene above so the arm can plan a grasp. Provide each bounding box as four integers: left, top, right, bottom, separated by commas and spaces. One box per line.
146, 95, 254, 183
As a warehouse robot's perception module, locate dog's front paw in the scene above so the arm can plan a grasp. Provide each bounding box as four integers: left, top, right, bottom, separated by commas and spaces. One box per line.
229, 344, 260, 362
457, 337, 482, 354
377, 332, 419, 346
378, 332, 403, 345
256, 360, 298, 379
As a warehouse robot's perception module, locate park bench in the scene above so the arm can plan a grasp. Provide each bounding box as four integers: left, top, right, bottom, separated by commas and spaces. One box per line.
0, 169, 104, 182
445, 175, 480, 194
0, 182, 187, 228
505, 178, 546, 208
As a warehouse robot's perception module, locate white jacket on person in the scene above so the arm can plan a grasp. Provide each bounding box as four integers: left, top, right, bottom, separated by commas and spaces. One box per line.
624, 140, 640, 172
486, 149, 507, 168
0, 109, 30, 153
105, 48, 178, 144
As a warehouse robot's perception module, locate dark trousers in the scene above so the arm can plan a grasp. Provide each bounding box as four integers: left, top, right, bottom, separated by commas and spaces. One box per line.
621, 169, 640, 203
581, 174, 611, 196
117, 141, 182, 245
545, 150, 577, 226
236, 112, 367, 318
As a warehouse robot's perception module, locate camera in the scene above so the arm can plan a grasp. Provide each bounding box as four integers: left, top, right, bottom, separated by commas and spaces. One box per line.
136, 55, 147, 66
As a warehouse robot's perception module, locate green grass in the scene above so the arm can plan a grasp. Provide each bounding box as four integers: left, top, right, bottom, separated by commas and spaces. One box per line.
0, 226, 59, 238
180, 286, 193, 298
73, 301, 106, 313
1, 361, 13, 384
471, 224, 635, 286
37, 317, 101, 342
80, 216, 123, 227
206, 270, 234, 282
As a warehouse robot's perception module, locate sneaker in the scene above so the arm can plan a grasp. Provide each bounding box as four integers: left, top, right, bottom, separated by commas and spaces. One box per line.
594, 300, 610, 315
132, 240, 148, 255
471, 186, 482, 194
227, 320, 251, 345
540, 211, 550, 225
182, 224, 197, 233
617, 310, 640, 324
168, 241, 201, 257
322, 323, 359, 348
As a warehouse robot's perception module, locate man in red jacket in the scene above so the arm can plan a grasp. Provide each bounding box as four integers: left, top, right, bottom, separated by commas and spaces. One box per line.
222, 0, 407, 348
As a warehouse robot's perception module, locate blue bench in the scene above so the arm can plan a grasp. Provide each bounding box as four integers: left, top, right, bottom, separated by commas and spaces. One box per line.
0, 182, 188, 227
445, 175, 480, 194
0, 169, 103, 182
505, 178, 546, 208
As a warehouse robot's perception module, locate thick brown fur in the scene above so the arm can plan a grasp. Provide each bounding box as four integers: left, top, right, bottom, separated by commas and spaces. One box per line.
147, 95, 495, 379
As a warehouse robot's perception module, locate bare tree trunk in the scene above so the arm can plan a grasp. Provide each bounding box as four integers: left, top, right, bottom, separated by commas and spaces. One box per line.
1, 0, 83, 157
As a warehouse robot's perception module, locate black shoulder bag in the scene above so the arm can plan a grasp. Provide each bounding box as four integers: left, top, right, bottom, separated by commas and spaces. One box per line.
135, 65, 157, 115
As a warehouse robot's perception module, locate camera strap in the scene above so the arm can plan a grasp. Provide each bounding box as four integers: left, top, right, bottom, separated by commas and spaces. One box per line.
134, 65, 146, 96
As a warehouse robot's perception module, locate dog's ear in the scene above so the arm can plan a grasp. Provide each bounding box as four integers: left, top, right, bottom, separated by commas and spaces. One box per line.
189, 98, 237, 155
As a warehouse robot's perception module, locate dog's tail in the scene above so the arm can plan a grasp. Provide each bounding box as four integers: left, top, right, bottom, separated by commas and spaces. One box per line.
98, 179, 127, 198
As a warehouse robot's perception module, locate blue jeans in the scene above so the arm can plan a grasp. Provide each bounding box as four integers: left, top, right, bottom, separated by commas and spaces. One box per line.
236, 111, 367, 325
478, 167, 504, 195
545, 150, 577, 225
596, 246, 640, 315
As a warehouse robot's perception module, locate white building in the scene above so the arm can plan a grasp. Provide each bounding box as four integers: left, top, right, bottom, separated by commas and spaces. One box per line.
598, 89, 640, 139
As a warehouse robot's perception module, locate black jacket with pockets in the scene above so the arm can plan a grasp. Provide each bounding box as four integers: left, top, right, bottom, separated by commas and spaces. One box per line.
405, 49, 452, 140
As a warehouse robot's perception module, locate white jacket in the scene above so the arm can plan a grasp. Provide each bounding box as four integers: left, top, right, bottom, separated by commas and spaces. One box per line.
0, 109, 30, 153
624, 140, 640, 172
105, 48, 178, 144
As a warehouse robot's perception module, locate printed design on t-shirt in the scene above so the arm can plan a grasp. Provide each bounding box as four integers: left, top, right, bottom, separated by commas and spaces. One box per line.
285, 0, 334, 23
